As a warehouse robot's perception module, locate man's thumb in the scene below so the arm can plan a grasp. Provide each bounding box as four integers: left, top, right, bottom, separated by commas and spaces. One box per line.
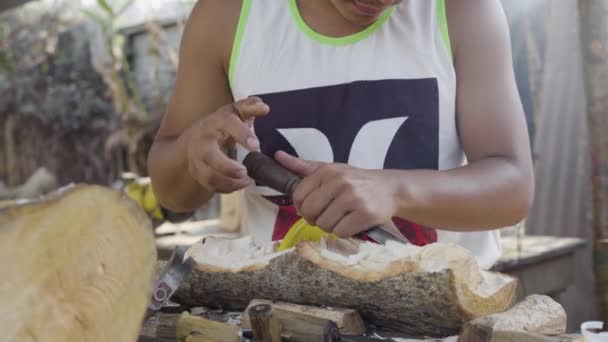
274, 150, 319, 177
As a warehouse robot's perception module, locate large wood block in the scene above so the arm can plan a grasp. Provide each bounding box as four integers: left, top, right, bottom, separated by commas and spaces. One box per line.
0, 185, 157, 342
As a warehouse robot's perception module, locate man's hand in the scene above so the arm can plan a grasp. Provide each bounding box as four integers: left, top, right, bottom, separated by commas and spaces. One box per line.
275, 151, 398, 238
185, 96, 269, 194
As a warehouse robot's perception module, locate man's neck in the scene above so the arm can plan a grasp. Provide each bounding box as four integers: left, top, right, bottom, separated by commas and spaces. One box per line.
296, 0, 374, 37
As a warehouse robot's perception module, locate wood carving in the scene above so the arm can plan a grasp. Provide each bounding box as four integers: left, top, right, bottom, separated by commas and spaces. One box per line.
174, 236, 518, 337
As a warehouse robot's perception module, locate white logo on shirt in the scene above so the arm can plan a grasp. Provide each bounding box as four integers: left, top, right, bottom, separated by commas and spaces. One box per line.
278, 117, 408, 169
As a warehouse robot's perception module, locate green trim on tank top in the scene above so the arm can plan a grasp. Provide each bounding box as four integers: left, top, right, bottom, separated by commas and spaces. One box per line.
288, 0, 395, 46
229, 0, 252, 89
437, 0, 452, 59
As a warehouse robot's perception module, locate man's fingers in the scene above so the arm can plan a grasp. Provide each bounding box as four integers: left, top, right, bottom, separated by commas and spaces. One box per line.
275, 150, 319, 177
193, 159, 250, 193
202, 147, 248, 179
332, 212, 365, 238
314, 192, 350, 232
232, 96, 270, 120
216, 114, 260, 151
207, 171, 251, 194
292, 173, 322, 211
299, 180, 342, 226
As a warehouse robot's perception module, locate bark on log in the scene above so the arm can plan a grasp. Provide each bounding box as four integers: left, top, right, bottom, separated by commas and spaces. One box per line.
174, 237, 517, 338
458, 295, 567, 342
0, 185, 157, 342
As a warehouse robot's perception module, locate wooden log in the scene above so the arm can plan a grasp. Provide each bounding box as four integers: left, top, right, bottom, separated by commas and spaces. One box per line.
270, 307, 342, 342
175, 236, 518, 338
0, 185, 157, 342
176, 312, 240, 342
241, 299, 365, 335
458, 295, 567, 342
249, 304, 282, 342
140, 313, 242, 342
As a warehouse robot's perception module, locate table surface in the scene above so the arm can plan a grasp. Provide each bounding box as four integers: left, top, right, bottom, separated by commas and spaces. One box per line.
493, 235, 587, 271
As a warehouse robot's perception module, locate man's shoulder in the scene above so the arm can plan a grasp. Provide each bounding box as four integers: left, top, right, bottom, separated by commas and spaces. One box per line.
187, 0, 243, 36
445, 0, 510, 59
182, 0, 244, 66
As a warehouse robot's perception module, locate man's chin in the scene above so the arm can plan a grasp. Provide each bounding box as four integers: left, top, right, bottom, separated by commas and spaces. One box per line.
342, 11, 383, 27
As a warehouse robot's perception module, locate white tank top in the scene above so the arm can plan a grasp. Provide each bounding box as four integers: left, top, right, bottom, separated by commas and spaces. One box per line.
229, 0, 501, 269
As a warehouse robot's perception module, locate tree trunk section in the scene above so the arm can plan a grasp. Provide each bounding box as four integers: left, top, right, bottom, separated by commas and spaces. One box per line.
0, 185, 157, 341
174, 238, 518, 338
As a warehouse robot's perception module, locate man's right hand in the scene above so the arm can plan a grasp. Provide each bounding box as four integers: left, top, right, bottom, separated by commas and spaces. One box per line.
184, 96, 269, 194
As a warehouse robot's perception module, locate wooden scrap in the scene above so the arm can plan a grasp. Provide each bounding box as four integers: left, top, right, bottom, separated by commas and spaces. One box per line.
241, 299, 365, 335
458, 295, 567, 342
270, 307, 341, 342
177, 312, 240, 342
140, 313, 180, 340
248, 304, 282, 342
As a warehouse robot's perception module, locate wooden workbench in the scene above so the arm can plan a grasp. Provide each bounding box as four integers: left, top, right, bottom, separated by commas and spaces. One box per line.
492, 236, 586, 301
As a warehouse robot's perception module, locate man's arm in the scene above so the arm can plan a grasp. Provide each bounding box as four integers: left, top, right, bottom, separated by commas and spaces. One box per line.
275, 0, 534, 235
147, 1, 266, 213
389, 0, 534, 230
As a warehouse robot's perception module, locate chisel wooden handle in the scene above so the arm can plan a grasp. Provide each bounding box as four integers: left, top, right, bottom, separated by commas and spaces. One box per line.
242, 151, 301, 196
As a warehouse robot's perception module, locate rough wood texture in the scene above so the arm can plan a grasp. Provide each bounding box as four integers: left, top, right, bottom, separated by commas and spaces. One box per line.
249, 304, 282, 342
578, 0, 608, 322
177, 312, 240, 342
241, 299, 365, 335
458, 295, 566, 342
175, 239, 517, 338
0, 185, 157, 342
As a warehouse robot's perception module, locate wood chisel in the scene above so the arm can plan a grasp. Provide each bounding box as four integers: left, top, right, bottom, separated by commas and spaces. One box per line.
144, 246, 196, 320
242, 151, 409, 245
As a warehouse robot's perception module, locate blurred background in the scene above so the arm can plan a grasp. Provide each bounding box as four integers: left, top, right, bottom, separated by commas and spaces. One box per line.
0, 0, 606, 332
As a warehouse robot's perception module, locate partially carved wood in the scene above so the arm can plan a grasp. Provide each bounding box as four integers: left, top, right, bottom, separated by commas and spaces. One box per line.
458, 295, 567, 342
174, 236, 517, 338
0, 185, 157, 342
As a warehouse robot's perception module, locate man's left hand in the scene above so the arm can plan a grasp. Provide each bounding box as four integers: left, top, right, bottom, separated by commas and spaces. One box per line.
275, 150, 399, 238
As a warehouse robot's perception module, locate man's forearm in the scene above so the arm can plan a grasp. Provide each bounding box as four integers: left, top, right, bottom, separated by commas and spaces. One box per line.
392, 157, 534, 231
147, 134, 214, 213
